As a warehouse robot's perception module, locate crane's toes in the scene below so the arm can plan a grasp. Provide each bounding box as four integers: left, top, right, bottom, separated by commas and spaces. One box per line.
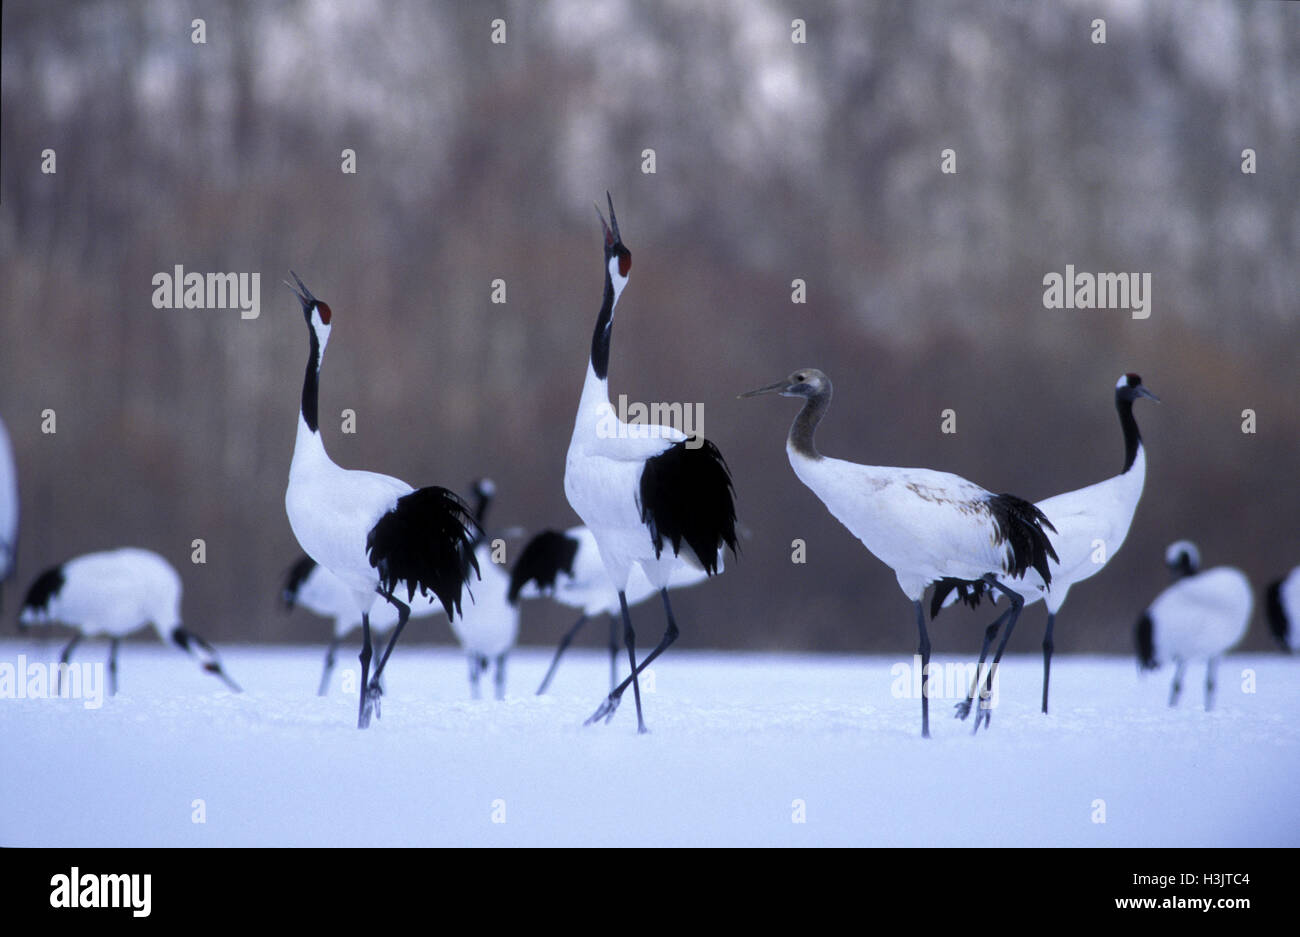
954, 699, 973, 720
971, 707, 992, 734
584, 695, 620, 726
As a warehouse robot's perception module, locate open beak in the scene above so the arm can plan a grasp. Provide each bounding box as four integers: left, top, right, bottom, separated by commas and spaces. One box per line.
283, 270, 316, 312
595, 192, 621, 247
739, 379, 788, 399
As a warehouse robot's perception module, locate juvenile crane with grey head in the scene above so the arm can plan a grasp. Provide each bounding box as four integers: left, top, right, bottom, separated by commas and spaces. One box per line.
742, 368, 1057, 737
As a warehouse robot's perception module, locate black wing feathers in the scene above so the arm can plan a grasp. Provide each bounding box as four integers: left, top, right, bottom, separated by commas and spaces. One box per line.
638, 437, 738, 576
507, 529, 580, 605
367, 486, 481, 620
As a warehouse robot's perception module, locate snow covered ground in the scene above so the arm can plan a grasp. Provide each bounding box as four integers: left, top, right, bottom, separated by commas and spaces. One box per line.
1, 640, 1295, 847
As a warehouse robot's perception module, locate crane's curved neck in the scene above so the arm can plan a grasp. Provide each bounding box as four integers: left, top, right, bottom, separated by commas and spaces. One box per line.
789, 391, 831, 461
1116, 393, 1142, 473
301, 326, 322, 435
473, 491, 492, 527
471, 491, 492, 547
590, 272, 616, 381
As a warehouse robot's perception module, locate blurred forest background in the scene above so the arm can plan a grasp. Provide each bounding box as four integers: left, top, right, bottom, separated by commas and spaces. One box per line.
1, 0, 1296, 657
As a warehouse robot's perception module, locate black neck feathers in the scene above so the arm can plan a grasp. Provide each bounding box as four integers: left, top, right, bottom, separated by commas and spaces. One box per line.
1116, 393, 1141, 473
301, 327, 321, 434
591, 275, 614, 381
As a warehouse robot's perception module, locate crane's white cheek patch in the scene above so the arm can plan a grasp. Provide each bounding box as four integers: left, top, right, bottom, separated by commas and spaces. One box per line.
0, 656, 104, 709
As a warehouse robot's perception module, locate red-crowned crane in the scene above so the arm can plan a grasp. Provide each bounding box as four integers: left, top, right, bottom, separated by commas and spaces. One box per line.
283, 272, 479, 728
18, 548, 240, 694
1136, 540, 1251, 710
563, 196, 738, 733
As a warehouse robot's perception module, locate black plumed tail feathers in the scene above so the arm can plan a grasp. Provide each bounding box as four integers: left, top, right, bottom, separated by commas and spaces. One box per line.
929, 494, 1057, 620
986, 492, 1057, 586
638, 437, 738, 576
367, 486, 481, 620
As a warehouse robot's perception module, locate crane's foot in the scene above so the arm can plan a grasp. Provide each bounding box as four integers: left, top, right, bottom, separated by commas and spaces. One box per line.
584, 693, 622, 726
971, 705, 992, 734
954, 699, 974, 720
364, 681, 383, 722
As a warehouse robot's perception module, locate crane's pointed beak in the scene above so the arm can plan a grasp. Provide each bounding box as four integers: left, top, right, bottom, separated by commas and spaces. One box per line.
606, 192, 621, 243
595, 204, 618, 249
1138, 386, 1160, 403
739, 379, 787, 399
284, 270, 316, 311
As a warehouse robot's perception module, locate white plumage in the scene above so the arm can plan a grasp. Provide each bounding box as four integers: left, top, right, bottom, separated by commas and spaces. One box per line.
18, 547, 240, 693
1137, 541, 1252, 710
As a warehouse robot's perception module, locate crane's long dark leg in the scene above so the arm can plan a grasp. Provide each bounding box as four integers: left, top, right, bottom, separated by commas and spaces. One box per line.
587, 589, 682, 731
318, 635, 341, 696
915, 600, 932, 739
357, 613, 373, 729
1204, 657, 1217, 711
57, 634, 82, 696
973, 580, 1025, 733
367, 593, 412, 721
108, 638, 120, 696
468, 654, 484, 699
608, 613, 620, 693
1169, 659, 1186, 707
494, 652, 507, 700
584, 591, 654, 732
955, 604, 1016, 720
535, 613, 588, 695
1041, 612, 1056, 714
